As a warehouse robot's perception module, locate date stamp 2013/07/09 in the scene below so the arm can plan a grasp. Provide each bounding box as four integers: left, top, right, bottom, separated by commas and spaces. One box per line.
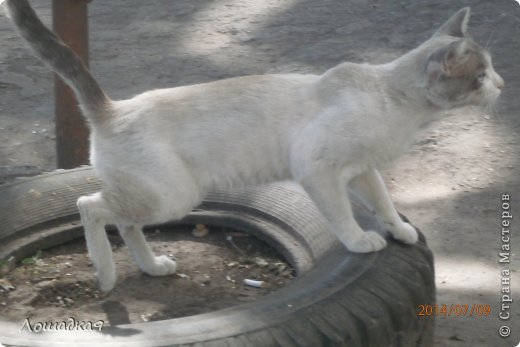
417, 304, 491, 318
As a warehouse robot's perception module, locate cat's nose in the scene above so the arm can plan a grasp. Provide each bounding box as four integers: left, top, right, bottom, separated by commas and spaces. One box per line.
494, 74, 505, 90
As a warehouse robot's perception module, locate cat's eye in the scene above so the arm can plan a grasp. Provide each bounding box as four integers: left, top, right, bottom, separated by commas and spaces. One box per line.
477, 71, 486, 83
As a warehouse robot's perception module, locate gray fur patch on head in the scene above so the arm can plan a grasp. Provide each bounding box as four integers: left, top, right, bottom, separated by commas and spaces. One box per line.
424, 39, 484, 83
421, 36, 500, 108
440, 39, 485, 78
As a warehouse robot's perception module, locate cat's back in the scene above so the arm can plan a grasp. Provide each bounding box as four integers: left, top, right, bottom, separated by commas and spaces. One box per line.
314, 62, 384, 100
113, 73, 318, 122
101, 73, 319, 156
94, 73, 320, 188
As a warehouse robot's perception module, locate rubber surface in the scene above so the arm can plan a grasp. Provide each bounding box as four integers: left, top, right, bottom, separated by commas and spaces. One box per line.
0, 167, 435, 347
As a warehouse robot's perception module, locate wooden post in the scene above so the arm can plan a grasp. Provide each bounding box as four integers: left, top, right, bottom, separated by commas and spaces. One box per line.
53, 0, 90, 169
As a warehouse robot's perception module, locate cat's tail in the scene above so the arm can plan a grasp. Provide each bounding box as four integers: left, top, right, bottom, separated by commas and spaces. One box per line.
4, 0, 110, 124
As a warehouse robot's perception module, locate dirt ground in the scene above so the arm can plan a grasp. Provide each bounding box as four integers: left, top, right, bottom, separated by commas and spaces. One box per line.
1, 0, 519, 346
0, 225, 293, 325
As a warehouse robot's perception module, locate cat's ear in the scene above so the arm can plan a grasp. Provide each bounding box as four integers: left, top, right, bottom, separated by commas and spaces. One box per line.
433, 7, 470, 37
423, 40, 470, 84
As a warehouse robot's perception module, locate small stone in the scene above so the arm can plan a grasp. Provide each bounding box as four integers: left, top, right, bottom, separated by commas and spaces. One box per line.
254, 257, 268, 267
35, 280, 54, 288
192, 224, 209, 237
140, 314, 151, 322
0, 279, 15, 292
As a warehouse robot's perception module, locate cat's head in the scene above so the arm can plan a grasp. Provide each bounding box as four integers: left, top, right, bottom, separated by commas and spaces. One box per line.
420, 8, 503, 110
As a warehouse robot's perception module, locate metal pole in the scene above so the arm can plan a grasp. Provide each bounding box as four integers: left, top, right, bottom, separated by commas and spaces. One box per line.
53, 0, 90, 169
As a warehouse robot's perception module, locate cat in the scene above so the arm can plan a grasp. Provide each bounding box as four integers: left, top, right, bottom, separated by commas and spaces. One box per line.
4, 1, 503, 292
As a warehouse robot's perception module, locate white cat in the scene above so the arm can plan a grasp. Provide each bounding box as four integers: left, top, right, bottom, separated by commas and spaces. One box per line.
4, 2, 503, 292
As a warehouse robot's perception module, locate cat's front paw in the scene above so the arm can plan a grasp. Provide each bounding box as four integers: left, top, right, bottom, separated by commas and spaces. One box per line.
388, 222, 418, 244
143, 255, 177, 276
348, 231, 387, 253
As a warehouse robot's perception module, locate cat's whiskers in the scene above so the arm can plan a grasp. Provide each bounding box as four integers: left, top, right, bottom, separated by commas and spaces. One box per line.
484, 27, 497, 51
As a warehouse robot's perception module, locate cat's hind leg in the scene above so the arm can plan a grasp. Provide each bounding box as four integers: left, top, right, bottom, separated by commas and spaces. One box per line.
300, 171, 387, 253
78, 191, 178, 292
117, 224, 177, 276
350, 169, 418, 244
99, 155, 199, 281
77, 192, 117, 293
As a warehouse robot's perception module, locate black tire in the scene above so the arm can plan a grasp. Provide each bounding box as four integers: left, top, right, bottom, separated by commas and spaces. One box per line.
0, 167, 435, 347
